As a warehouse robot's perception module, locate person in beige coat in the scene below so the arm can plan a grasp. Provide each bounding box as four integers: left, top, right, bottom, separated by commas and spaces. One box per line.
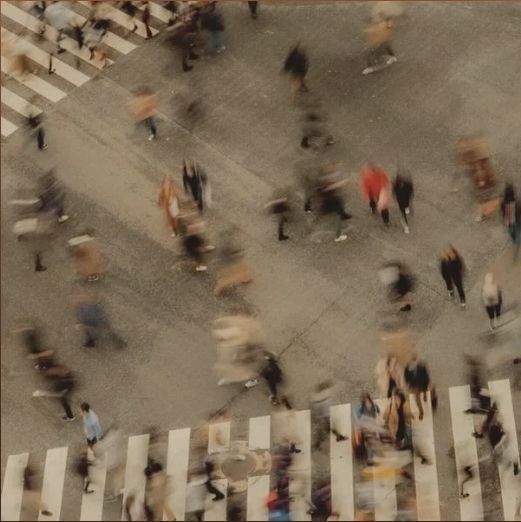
73, 240, 104, 282
130, 89, 158, 141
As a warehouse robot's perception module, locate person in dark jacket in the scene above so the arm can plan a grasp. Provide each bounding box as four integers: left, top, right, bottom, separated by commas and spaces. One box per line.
379, 261, 415, 312
501, 183, 520, 258
247, 1, 258, 19
283, 44, 309, 101
200, 2, 225, 54
182, 160, 208, 212
440, 245, 466, 307
38, 171, 69, 223
141, 1, 153, 39
393, 173, 414, 234
265, 188, 292, 241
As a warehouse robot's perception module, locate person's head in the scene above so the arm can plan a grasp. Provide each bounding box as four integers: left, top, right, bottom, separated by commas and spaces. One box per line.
445, 244, 459, 260
80, 402, 90, 415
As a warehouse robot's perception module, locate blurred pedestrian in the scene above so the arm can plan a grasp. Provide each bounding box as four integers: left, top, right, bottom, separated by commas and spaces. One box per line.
362, 15, 397, 75
182, 219, 212, 272
200, 2, 226, 54
393, 172, 414, 234
144, 461, 176, 521
404, 357, 436, 421
38, 170, 69, 224
185, 473, 207, 521
501, 183, 520, 258
214, 233, 252, 296
265, 188, 292, 241
75, 446, 95, 494
379, 262, 415, 312
22, 464, 52, 518
130, 88, 158, 141
141, 1, 153, 39
440, 245, 466, 307
383, 390, 413, 449
283, 43, 309, 102
359, 164, 390, 226
80, 402, 103, 447
42, 1, 71, 54
121, 1, 139, 34
72, 237, 104, 282
96, 425, 126, 501
482, 272, 503, 331
182, 160, 210, 212
309, 480, 337, 521
158, 176, 181, 237
169, 9, 200, 72
27, 102, 47, 151
300, 111, 334, 151
260, 352, 289, 406
248, 1, 258, 19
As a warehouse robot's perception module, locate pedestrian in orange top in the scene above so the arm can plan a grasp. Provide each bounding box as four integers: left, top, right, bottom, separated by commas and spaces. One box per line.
359, 165, 391, 226
158, 176, 181, 237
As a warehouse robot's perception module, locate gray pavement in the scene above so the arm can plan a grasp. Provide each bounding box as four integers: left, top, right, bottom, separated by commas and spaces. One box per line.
1, 2, 521, 520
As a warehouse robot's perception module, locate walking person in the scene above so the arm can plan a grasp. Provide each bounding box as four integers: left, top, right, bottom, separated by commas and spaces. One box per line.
181, 217, 213, 272
185, 473, 208, 521
259, 352, 290, 406
393, 172, 414, 233
383, 390, 413, 450
158, 176, 181, 237
440, 245, 466, 307
141, 1, 153, 39
72, 237, 104, 282
404, 357, 436, 421
121, 1, 139, 35
283, 43, 309, 102
379, 261, 415, 312
80, 402, 103, 447
182, 160, 210, 213
144, 462, 176, 521
359, 164, 391, 226
75, 446, 95, 494
501, 183, 520, 259
38, 170, 69, 224
169, 10, 200, 72
27, 102, 47, 151
130, 88, 158, 141
482, 272, 503, 331
248, 1, 258, 19
200, 2, 226, 55
265, 188, 292, 241
21, 464, 52, 518
362, 15, 397, 75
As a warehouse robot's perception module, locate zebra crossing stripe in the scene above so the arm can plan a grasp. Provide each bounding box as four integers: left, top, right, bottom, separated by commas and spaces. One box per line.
449, 385, 484, 521
1, 56, 66, 102
165, 428, 190, 521
120, 434, 149, 521
38, 447, 68, 521
330, 404, 354, 521
1, 453, 29, 521
204, 422, 230, 521
77, 1, 159, 40
1, 28, 89, 87
1, 86, 42, 117
0, 2, 113, 70
79, 452, 107, 521
488, 379, 521, 521
247, 415, 271, 521
410, 391, 441, 521
1, 116, 18, 137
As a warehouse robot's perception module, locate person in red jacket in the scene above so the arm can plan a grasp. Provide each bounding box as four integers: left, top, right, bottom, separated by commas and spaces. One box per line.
359, 165, 391, 226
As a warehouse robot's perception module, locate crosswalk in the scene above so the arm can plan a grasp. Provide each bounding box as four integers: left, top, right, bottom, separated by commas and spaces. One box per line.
1, 379, 519, 521
1, 1, 173, 138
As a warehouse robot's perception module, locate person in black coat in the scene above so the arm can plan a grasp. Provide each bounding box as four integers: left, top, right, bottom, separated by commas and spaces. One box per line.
440, 245, 466, 307
283, 44, 309, 100
200, 2, 225, 54
182, 160, 207, 212
393, 173, 414, 234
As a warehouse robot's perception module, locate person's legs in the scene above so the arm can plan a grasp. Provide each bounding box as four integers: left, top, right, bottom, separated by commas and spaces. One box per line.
278, 215, 289, 241
443, 276, 454, 296
413, 391, 424, 420
381, 208, 390, 225
205, 480, 225, 500
145, 117, 157, 139
382, 43, 395, 57
60, 396, 74, 419
248, 1, 258, 17
313, 418, 328, 450
35, 252, 46, 272
37, 127, 47, 150
454, 277, 466, 304
369, 199, 377, 214
84, 327, 96, 348
304, 197, 313, 213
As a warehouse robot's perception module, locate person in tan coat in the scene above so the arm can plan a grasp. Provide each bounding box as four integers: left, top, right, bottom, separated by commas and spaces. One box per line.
362, 16, 397, 75
73, 240, 103, 282
130, 89, 158, 141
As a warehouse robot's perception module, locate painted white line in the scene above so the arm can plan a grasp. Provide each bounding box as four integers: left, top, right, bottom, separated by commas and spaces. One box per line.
409, 392, 441, 521
488, 379, 521, 522
38, 447, 68, 521
1, 28, 90, 86
289, 409, 312, 522
1, 57, 66, 102
0, 2, 113, 69
1, 453, 29, 521
204, 422, 230, 521
449, 385, 484, 521
78, 1, 158, 39
80, 453, 107, 521
1, 116, 18, 137
373, 399, 397, 522
247, 416, 270, 521
121, 434, 150, 521
165, 428, 190, 521
330, 404, 354, 521
1, 86, 42, 117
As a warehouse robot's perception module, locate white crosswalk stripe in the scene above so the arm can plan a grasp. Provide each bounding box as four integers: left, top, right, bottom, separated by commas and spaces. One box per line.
1, 380, 518, 521
1, 0, 166, 139
1, 86, 42, 117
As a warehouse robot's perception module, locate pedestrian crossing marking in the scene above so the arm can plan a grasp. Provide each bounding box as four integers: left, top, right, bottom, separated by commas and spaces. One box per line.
165, 428, 190, 522
1, 116, 18, 137
1, 56, 67, 102
38, 447, 68, 521
1, 86, 42, 118
1, 28, 90, 87
0, 2, 114, 70
449, 385, 484, 521
1, 453, 29, 522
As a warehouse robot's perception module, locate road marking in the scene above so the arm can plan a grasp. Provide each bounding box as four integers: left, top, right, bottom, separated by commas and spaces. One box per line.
38, 447, 68, 521
247, 415, 271, 521
488, 379, 521, 522
1, 116, 18, 137
289, 409, 312, 521
330, 404, 354, 521
79, 453, 106, 521
410, 391, 441, 521
1, 86, 42, 117
449, 385, 484, 521
204, 422, 230, 521
1, 453, 29, 521
0, 2, 113, 69
165, 428, 190, 521
1, 28, 89, 86
78, 1, 158, 40
1, 57, 66, 102
120, 434, 150, 521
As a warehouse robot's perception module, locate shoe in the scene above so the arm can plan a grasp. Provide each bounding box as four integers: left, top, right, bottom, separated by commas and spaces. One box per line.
148, 134, 156, 141
341, 213, 352, 221
278, 235, 290, 241
305, 209, 313, 214
405, 207, 410, 215
420, 457, 432, 465
35, 266, 47, 272
57, 48, 66, 54
244, 378, 259, 388
195, 265, 207, 272
362, 67, 374, 75
40, 510, 52, 517
387, 56, 398, 64
216, 46, 226, 54
448, 291, 454, 298
183, 64, 193, 72
269, 395, 279, 405
400, 304, 412, 312
131, 25, 138, 33
336, 435, 348, 442
472, 432, 483, 439
334, 234, 347, 242
475, 215, 484, 222
32, 390, 47, 397
213, 494, 225, 502
84, 489, 94, 494
460, 302, 467, 309
87, 274, 99, 282
41, 143, 48, 150
62, 416, 76, 422
58, 215, 70, 223
403, 225, 410, 234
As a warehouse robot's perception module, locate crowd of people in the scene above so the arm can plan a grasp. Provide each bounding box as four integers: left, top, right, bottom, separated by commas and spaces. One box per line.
5, 1, 520, 521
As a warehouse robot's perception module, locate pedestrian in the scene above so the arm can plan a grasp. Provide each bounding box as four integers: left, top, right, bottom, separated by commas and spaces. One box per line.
260, 352, 290, 406
158, 176, 181, 237
130, 88, 158, 141
38, 170, 69, 224
75, 446, 95, 494
141, 1, 153, 39
440, 245, 466, 307
35, 361, 76, 421
181, 218, 213, 272
213, 233, 252, 296
309, 480, 337, 521
169, 11, 200, 72
383, 390, 413, 450
501, 183, 520, 258
19, 321, 54, 371
392, 172, 414, 234
22, 464, 52, 518
379, 261, 415, 312
200, 2, 226, 54
311, 381, 348, 451
121, 1, 139, 35
404, 357, 436, 421
185, 473, 207, 521
283, 43, 309, 102
359, 164, 391, 226
300, 111, 334, 151
362, 15, 397, 75
265, 188, 292, 241
72, 238, 104, 282
482, 272, 503, 331
182, 160, 210, 213
95, 425, 126, 501
43, 1, 71, 54
80, 402, 103, 447
144, 461, 176, 521
248, 1, 258, 19
27, 104, 47, 151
